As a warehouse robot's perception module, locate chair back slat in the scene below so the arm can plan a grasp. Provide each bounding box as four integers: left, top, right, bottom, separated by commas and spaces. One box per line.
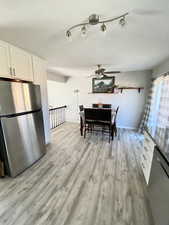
92, 104, 111, 109
102, 104, 112, 109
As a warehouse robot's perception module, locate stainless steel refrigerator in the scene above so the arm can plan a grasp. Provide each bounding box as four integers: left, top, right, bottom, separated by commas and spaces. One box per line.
0, 79, 46, 177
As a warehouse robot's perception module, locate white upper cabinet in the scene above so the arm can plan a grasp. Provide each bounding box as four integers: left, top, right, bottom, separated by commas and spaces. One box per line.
32, 56, 43, 85
9, 46, 33, 81
0, 41, 11, 78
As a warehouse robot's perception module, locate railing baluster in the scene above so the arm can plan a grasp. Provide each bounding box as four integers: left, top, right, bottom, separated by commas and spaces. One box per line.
56, 110, 58, 127
49, 106, 67, 130
52, 110, 54, 128
61, 108, 63, 124
54, 109, 56, 128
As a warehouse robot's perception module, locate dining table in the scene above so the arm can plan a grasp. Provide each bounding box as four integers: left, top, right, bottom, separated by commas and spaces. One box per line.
79, 108, 116, 136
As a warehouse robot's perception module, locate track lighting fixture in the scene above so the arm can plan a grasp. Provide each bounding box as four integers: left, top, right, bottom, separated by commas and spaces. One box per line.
66, 12, 128, 40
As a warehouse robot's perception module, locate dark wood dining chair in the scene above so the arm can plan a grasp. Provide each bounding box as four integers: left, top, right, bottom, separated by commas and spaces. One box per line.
79, 105, 84, 136
112, 106, 119, 139
79, 105, 84, 111
92, 104, 111, 109
84, 108, 112, 142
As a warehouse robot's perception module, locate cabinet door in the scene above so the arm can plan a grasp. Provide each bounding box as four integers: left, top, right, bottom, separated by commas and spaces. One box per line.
0, 41, 11, 78
9, 46, 33, 81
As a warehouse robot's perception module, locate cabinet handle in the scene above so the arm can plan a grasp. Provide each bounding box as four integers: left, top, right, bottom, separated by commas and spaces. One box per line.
13, 68, 16, 76
142, 163, 145, 169
9, 67, 12, 75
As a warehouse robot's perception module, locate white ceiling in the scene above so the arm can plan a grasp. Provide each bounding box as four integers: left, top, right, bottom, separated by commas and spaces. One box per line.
0, 0, 169, 76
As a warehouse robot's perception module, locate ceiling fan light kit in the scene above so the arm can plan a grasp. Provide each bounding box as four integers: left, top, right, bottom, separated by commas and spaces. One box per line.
66, 12, 129, 39
91, 64, 121, 78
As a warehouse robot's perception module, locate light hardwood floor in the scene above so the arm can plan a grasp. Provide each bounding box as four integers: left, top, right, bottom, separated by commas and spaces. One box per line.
0, 123, 153, 225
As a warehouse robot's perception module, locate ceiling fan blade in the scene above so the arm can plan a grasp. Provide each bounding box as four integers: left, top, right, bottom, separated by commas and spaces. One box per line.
104, 71, 120, 74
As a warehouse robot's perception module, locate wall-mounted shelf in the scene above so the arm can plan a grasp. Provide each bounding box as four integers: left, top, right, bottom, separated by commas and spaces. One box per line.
88, 87, 144, 94
88, 92, 116, 94
118, 87, 144, 93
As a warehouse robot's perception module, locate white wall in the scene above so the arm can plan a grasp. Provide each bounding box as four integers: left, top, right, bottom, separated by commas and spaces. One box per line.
47, 72, 69, 83
47, 71, 151, 129
153, 57, 169, 78
33, 56, 51, 144
47, 80, 69, 108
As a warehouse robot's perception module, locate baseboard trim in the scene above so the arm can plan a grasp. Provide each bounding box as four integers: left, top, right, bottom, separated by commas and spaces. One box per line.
117, 126, 137, 130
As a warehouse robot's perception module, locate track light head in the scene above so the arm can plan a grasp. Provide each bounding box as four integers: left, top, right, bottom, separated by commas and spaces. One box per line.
66, 30, 71, 38
81, 25, 87, 36
101, 23, 106, 32
119, 16, 126, 26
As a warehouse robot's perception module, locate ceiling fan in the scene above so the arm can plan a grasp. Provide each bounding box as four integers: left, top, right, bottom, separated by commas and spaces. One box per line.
89, 65, 120, 78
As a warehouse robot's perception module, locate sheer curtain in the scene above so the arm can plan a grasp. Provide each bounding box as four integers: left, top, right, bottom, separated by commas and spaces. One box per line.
139, 77, 163, 133
147, 77, 163, 135
154, 75, 169, 154
139, 74, 169, 155
138, 82, 153, 133
139, 80, 155, 133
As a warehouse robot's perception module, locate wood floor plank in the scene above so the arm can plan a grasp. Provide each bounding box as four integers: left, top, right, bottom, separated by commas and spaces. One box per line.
0, 123, 153, 225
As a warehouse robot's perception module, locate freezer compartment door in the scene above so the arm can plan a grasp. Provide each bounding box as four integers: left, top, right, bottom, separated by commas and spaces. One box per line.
1, 110, 46, 177
0, 80, 41, 116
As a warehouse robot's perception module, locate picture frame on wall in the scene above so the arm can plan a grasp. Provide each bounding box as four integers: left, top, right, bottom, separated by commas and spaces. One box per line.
92, 77, 115, 93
